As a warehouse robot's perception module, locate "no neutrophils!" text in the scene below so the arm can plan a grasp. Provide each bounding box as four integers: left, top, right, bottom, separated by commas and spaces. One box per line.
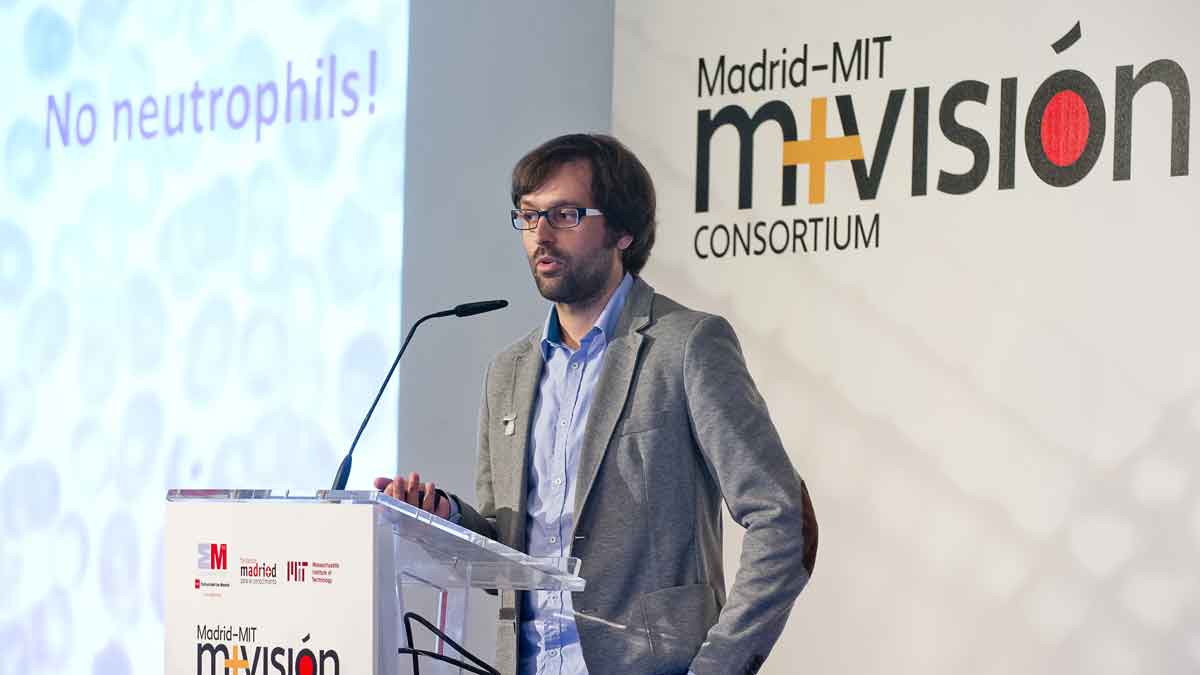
44, 49, 378, 149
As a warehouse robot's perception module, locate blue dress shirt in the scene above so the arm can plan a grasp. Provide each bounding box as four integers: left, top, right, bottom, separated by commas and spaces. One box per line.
518, 273, 634, 675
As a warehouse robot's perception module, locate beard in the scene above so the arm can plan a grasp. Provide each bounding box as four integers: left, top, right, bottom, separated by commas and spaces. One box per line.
528, 242, 618, 306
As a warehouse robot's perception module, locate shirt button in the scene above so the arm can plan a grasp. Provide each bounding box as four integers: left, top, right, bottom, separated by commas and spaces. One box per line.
559, 419, 567, 426
548, 536, 557, 543
553, 478, 563, 485
571, 363, 580, 370
548, 649, 559, 657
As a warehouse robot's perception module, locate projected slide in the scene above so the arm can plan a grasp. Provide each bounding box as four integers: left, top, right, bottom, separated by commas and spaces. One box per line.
1, 2, 409, 671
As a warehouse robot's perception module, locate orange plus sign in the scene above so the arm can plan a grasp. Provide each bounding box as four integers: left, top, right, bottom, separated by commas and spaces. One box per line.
782, 97, 865, 204
225, 643, 250, 675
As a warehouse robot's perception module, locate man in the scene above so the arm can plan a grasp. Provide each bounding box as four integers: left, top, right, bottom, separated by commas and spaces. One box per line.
376, 134, 816, 675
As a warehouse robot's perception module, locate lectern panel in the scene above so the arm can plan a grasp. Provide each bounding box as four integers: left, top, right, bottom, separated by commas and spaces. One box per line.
165, 500, 387, 675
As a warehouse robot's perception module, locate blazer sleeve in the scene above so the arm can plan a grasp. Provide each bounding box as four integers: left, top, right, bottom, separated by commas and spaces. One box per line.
453, 361, 500, 541
683, 315, 818, 675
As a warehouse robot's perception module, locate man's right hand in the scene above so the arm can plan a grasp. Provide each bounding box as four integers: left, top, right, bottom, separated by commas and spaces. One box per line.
373, 472, 452, 519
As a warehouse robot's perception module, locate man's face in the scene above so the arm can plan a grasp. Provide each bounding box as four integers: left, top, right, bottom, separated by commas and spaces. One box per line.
519, 159, 627, 305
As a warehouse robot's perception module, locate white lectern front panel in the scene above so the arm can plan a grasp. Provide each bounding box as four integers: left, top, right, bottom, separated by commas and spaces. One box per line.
165, 498, 389, 675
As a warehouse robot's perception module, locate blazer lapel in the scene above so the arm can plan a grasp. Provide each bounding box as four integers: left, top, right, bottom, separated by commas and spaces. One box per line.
572, 278, 654, 519
504, 335, 543, 547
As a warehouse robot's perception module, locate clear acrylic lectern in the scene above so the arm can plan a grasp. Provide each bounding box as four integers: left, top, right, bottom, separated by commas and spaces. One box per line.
165, 489, 585, 674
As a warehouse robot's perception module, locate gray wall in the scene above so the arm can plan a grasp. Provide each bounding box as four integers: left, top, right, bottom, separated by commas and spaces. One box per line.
399, 0, 615, 661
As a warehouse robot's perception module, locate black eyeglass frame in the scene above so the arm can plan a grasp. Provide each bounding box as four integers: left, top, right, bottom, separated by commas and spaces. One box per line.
510, 206, 604, 231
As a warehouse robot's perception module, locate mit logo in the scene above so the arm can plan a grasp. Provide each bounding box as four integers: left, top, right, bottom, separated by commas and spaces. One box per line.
197, 543, 227, 570
287, 560, 308, 582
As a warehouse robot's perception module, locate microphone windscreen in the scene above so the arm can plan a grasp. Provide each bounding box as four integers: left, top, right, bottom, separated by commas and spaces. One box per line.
454, 300, 509, 317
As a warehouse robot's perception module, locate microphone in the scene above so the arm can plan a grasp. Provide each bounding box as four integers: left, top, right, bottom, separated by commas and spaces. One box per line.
454, 300, 508, 317
329, 299, 509, 490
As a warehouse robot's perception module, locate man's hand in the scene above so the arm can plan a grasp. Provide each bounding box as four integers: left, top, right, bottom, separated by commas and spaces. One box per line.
373, 472, 452, 519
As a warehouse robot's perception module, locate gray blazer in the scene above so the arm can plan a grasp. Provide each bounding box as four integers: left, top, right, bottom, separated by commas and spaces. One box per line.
456, 277, 817, 675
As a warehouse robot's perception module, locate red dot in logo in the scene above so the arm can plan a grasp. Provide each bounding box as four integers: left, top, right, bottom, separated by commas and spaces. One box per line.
297, 653, 316, 675
1040, 90, 1090, 167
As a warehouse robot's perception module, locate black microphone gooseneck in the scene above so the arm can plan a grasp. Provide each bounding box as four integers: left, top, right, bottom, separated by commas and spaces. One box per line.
329, 299, 509, 490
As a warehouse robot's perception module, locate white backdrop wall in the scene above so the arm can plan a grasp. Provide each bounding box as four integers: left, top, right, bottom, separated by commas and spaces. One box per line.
614, 1, 1198, 673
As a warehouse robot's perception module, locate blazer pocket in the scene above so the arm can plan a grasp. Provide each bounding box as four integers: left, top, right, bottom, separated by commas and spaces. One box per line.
639, 583, 720, 673
617, 409, 676, 436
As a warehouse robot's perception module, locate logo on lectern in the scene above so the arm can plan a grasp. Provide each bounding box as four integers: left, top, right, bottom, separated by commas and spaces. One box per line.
238, 557, 279, 585
287, 560, 308, 582
195, 626, 342, 675
197, 542, 228, 570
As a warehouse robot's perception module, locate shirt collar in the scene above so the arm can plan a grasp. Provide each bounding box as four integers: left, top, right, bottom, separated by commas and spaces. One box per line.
541, 273, 634, 360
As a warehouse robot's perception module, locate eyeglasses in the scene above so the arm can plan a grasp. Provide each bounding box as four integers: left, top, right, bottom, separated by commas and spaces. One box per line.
510, 206, 604, 231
